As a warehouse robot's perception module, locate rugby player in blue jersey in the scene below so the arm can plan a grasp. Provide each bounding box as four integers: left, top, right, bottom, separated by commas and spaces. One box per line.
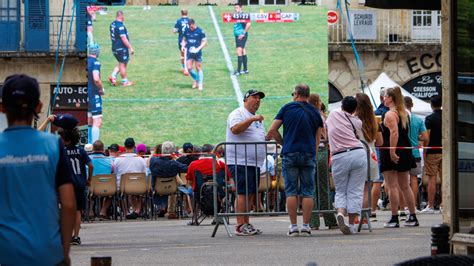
181, 19, 207, 91
173, 9, 190, 76
233, 4, 251, 76
88, 43, 104, 144
108, 11, 134, 87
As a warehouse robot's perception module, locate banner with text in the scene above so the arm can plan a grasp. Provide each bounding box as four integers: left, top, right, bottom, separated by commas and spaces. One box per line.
347, 10, 377, 40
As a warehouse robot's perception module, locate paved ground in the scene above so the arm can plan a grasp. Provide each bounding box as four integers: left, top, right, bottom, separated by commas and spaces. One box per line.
70, 210, 443, 265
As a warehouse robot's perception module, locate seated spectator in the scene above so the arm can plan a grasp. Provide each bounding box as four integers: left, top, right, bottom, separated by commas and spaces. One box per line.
136, 143, 147, 158
113, 138, 147, 220
177, 142, 199, 166
108, 143, 120, 158
89, 140, 114, 220
149, 141, 188, 219
186, 144, 232, 192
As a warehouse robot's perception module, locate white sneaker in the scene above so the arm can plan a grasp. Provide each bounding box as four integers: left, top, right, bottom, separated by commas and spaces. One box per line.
418, 206, 435, 214
349, 224, 358, 234
337, 213, 351, 235
377, 199, 384, 210
198, 84, 203, 91
287, 225, 299, 237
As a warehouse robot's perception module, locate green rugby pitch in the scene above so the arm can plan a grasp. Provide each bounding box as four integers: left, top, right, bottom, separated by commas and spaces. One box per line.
93, 5, 328, 147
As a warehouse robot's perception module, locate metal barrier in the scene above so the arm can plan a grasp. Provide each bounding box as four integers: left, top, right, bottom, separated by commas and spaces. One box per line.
210, 140, 373, 238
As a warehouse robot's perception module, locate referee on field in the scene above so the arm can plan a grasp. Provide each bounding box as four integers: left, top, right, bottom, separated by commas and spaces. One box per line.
233, 3, 251, 76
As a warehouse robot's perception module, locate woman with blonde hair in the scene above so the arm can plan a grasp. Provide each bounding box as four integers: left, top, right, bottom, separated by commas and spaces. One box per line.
355, 93, 383, 226
307, 93, 338, 230
380, 87, 418, 228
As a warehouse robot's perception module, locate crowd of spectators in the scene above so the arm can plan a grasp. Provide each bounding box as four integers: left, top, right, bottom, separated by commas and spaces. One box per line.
1, 74, 444, 266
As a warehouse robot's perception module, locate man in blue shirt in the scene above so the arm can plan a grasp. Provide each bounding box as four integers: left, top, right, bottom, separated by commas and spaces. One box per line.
173, 9, 190, 76
233, 4, 251, 76
0, 74, 76, 265
90, 140, 115, 220
267, 84, 323, 236
88, 43, 104, 144
109, 10, 135, 87
181, 18, 207, 91
375, 87, 389, 116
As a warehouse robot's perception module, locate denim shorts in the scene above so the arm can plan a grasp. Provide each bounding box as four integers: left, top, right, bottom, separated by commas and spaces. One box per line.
229, 165, 260, 195
282, 152, 316, 198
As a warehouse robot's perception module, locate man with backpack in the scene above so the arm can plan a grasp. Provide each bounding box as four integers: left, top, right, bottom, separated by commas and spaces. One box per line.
186, 144, 232, 216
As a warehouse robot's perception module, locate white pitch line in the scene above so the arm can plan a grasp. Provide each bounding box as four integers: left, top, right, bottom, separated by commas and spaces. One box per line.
208, 6, 243, 107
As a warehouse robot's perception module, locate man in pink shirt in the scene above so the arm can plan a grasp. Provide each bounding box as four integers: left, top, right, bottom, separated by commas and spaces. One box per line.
326, 96, 367, 235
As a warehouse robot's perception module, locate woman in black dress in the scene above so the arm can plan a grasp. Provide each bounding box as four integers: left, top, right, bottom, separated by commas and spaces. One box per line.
380, 87, 419, 228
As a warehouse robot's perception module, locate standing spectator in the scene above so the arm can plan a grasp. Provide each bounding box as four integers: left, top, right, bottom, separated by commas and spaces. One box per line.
326, 96, 367, 235
149, 141, 188, 219
401, 96, 428, 212
267, 84, 323, 236
375, 87, 389, 116
113, 137, 147, 219
420, 96, 443, 214
307, 93, 338, 230
226, 89, 266, 236
233, 3, 251, 76
0, 74, 76, 265
90, 140, 114, 220
108, 10, 134, 87
58, 127, 93, 245
355, 93, 383, 226
380, 87, 419, 228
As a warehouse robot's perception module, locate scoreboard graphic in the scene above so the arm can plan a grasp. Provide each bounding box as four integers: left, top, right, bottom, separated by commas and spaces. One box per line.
222, 12, 299, 23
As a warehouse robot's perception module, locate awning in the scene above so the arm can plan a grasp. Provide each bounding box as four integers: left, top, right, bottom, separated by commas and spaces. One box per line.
365, 0, 441, 10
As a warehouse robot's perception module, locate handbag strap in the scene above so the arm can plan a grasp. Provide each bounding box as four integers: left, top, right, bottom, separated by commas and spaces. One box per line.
344, 112, 359, 140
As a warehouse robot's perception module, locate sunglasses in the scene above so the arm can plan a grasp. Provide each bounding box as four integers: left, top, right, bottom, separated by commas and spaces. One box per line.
291, 92, 296, 96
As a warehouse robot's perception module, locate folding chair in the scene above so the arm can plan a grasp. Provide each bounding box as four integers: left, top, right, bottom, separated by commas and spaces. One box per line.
120, 173, 149, 220
88, 174, 118, 221
189, 170, 226, 225
153, 176, 178, 219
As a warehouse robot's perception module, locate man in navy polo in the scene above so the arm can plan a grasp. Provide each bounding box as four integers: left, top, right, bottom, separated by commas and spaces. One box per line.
0, 74, 76, 264
267, 84, 324, 237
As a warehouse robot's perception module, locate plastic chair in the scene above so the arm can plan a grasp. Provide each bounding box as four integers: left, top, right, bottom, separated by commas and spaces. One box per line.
88, 174, 118, 221
119, 173, 150, 220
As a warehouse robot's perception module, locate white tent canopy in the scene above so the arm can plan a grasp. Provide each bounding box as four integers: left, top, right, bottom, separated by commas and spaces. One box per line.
364, 72, 432, 118
329, 73, 432, 118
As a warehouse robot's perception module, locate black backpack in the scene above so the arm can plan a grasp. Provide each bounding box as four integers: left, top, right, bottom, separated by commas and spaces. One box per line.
199, 181, 222, 216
